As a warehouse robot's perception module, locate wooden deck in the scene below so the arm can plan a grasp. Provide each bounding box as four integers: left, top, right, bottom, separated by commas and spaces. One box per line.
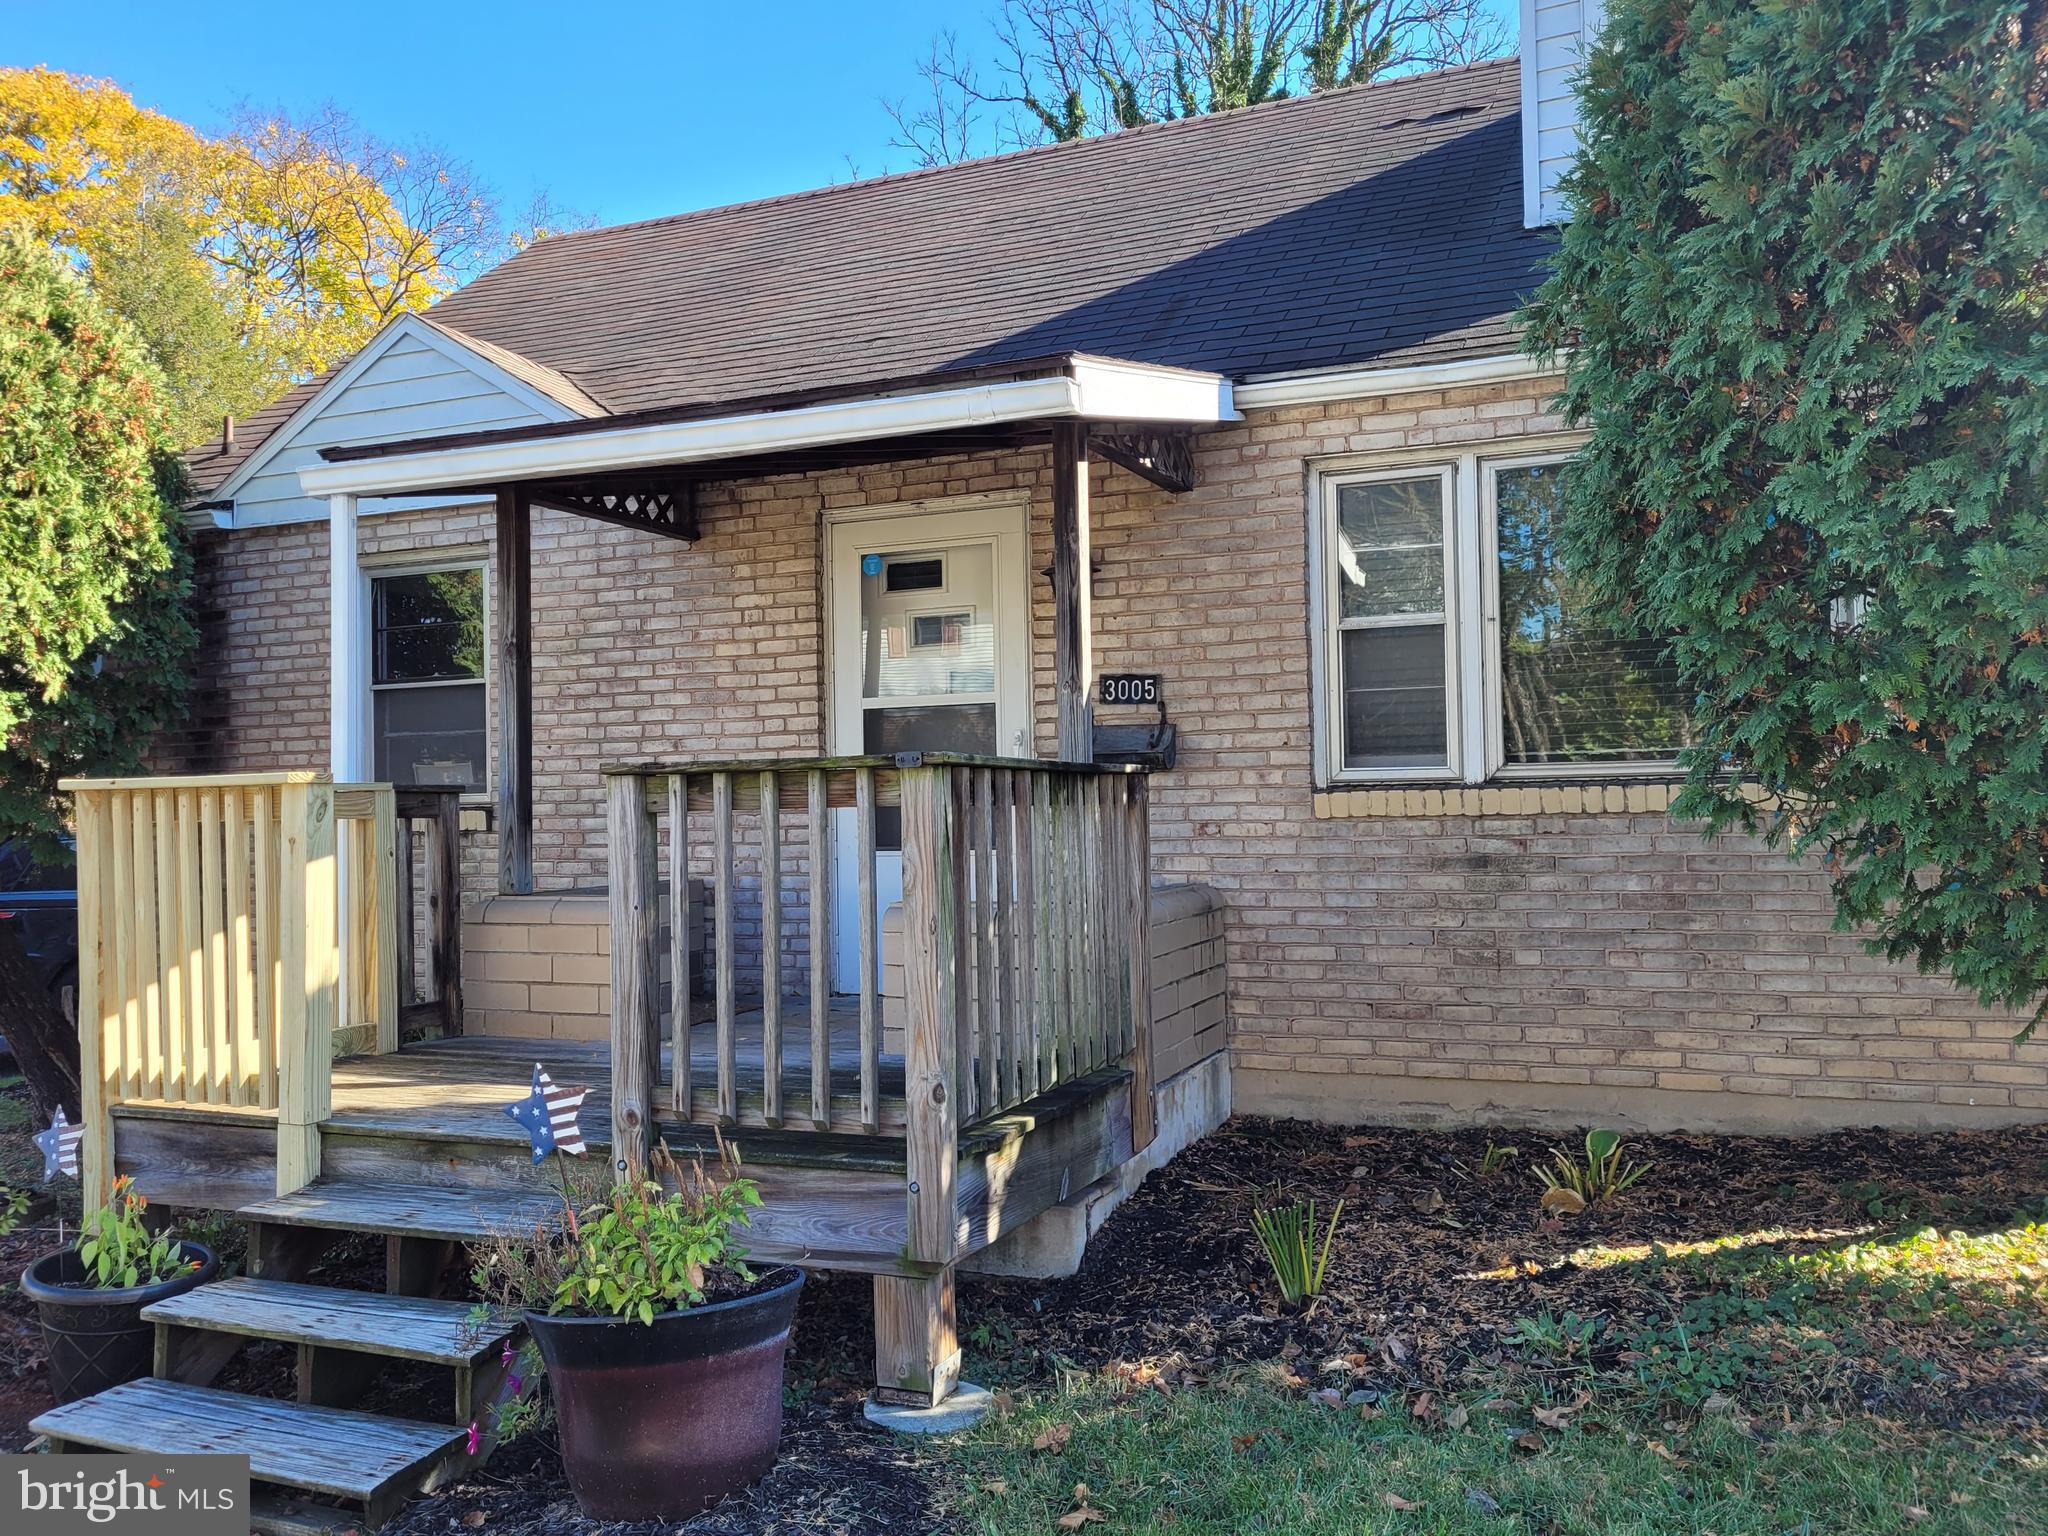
110, 1023, 1135, 1277
325, 1007, 908, 1145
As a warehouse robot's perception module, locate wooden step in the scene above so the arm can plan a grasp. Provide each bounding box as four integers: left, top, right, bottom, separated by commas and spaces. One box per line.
250, 1490, 384, 1536
32, 1378, 463, 1520
239, 1179, 566, 1242
144, 1278, 520, 1366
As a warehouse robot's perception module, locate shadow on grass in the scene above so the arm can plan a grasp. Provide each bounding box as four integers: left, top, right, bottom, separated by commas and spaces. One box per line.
1503, 1204, 2048, 1418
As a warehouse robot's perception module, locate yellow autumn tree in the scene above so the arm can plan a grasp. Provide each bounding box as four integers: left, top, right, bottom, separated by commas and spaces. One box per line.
0, 67, 500, 443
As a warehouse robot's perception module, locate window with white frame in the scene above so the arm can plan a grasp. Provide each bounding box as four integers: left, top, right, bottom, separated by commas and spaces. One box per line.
370, 564, 487, 793
1313, 446, 1689, 784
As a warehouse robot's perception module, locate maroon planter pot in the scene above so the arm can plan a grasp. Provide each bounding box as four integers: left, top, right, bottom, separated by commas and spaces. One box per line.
525, 1266, 804, 1520
22, 1242, 218, 1405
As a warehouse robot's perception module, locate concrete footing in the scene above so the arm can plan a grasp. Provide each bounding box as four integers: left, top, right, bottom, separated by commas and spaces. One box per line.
864, 1381, 995, 1434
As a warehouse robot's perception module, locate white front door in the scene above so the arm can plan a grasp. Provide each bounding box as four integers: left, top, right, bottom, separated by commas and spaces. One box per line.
826, 498, 1033, 992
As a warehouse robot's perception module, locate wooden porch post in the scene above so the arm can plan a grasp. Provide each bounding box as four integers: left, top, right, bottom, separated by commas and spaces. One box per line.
884, 760, 963, 1406
276, 780, 337, 1196
496, 485, 534, 895
606, 771, 660, 1184
1051, 421, 1094, 763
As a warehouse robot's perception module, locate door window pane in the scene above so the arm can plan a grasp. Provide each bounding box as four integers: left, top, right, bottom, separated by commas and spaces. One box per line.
1495, 463, 1688, 765
1340, 626, 1447, 769
861, 544, 997, 699
863, 704, 996, 847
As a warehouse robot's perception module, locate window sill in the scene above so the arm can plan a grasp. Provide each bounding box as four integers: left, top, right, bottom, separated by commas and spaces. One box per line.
1313, 781, 1683, 819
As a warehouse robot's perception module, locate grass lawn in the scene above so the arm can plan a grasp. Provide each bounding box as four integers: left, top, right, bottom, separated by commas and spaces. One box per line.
950, 1374, 2040, 1535
934, 1120, 2047, 1535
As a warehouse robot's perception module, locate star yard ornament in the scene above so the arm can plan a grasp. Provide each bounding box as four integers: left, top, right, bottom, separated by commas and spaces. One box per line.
34, 1105, 85, 1182
504, 1064, 589, 1163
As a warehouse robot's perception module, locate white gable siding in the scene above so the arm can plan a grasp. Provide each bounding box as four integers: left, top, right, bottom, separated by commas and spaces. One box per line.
228, 328, 569, 527
1521, 0, 1605, 227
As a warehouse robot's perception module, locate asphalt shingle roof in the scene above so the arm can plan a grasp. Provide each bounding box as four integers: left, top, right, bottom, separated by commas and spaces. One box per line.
191, 58, 1549, 496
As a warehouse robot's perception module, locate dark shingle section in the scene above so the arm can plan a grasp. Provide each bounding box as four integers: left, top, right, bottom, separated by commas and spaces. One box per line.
429, 59, 1546, 415
192, 60, 1548, 494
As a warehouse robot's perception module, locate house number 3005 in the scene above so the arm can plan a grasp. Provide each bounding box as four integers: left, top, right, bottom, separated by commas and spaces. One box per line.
1098, 674, 1163, 706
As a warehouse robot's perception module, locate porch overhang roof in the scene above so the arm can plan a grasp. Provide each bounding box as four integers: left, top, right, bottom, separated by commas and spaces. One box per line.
296, 353, 1237, 501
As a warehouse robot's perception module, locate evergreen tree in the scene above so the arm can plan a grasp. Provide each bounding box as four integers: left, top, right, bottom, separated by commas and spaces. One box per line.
1522, 0, 2048, 1029
0, 232, 195, 1119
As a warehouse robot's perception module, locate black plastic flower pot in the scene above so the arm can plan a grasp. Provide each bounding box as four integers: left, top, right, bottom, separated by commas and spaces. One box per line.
21, 1241, 217, 1405
524, 1266, 804, 1520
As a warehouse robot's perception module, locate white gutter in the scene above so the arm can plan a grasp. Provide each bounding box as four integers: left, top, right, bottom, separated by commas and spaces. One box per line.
1233, 352, 1556, 410
298, 359, 1238, 499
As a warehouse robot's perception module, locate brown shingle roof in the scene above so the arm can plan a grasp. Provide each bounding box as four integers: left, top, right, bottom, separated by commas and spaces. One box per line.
193, 59, 1546, 497
433, 58, 1542, 414
183, 374, 325, 499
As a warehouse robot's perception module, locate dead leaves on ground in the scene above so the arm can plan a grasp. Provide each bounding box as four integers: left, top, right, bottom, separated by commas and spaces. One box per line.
1032, 1422, 1073, 1454
1056, 1483, 1108, 1528
1532, 1391, 1591, 1430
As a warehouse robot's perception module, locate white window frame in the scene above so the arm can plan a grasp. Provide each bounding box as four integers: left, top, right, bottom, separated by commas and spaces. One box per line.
362, 549, 492, 800
1314, 462, 1465, 781
1311, 436, 1684, 787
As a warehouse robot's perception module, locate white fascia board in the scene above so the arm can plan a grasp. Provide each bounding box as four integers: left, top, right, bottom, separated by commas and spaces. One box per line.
1068, 357, 1241, 423
297, 362, 1236, 500
1232, 352, 1558, 410
212, 313, 586, 510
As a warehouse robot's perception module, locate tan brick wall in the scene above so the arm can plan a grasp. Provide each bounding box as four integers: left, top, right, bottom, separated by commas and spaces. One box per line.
183, 372, 2047, 1131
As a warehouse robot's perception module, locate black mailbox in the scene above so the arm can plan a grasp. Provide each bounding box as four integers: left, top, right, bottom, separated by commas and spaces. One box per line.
1092, 673, 1177, 770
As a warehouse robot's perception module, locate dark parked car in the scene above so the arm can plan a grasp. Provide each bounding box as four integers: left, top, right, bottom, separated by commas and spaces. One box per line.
0, 838, 79, 1039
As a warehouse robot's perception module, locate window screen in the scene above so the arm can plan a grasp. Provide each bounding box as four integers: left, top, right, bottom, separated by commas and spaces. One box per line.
1333, 475, 1450, 770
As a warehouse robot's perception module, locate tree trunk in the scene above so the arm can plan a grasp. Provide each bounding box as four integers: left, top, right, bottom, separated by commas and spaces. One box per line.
0, 921, 81, 1125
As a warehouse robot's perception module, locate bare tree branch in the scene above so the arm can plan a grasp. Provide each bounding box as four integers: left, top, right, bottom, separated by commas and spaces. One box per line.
888, 0, 1511, 164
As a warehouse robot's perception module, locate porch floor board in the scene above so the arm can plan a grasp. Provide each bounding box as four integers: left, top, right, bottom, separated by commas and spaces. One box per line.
326, 1009, 906, 1146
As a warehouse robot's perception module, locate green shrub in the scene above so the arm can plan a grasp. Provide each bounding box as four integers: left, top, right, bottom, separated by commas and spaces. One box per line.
472, 1141, 761, 1326
75, 1176, 197, 1288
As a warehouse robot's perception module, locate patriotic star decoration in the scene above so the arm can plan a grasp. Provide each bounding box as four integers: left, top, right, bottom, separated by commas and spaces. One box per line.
34, 1106, 85, 1182
504, 1064, 589, 1164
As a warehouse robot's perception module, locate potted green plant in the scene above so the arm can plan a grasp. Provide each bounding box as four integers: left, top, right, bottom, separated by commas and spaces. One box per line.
21, 1176, 217, 1403
472, 1141, 802, 1520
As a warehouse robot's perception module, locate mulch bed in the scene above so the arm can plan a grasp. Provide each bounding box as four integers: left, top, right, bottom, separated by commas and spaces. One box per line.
952, 1117, 2048, 1429
7, 1101, 2046, 1531
384, 1383, 939, 1536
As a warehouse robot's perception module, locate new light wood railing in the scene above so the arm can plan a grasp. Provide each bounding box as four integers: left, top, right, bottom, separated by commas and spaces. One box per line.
604, 753, 1156, 1263
62, 772, 458, 1205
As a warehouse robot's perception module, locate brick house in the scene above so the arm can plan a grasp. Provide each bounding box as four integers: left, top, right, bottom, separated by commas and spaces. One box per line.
164, 0, 2042, 1160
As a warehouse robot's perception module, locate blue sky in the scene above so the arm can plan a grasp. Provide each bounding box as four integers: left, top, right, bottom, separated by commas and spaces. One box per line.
11, 1, 1517, 231
8, 0, 1002, 225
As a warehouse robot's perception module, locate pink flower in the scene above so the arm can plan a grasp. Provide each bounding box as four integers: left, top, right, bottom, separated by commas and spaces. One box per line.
501, 1340, 516, 1366
465, 1421, 480, 1455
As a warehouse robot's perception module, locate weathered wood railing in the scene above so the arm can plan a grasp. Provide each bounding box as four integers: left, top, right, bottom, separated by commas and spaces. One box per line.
603, 753, 1156, 1204
61, 772, 460, 1204
390, 786, 465, 1041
